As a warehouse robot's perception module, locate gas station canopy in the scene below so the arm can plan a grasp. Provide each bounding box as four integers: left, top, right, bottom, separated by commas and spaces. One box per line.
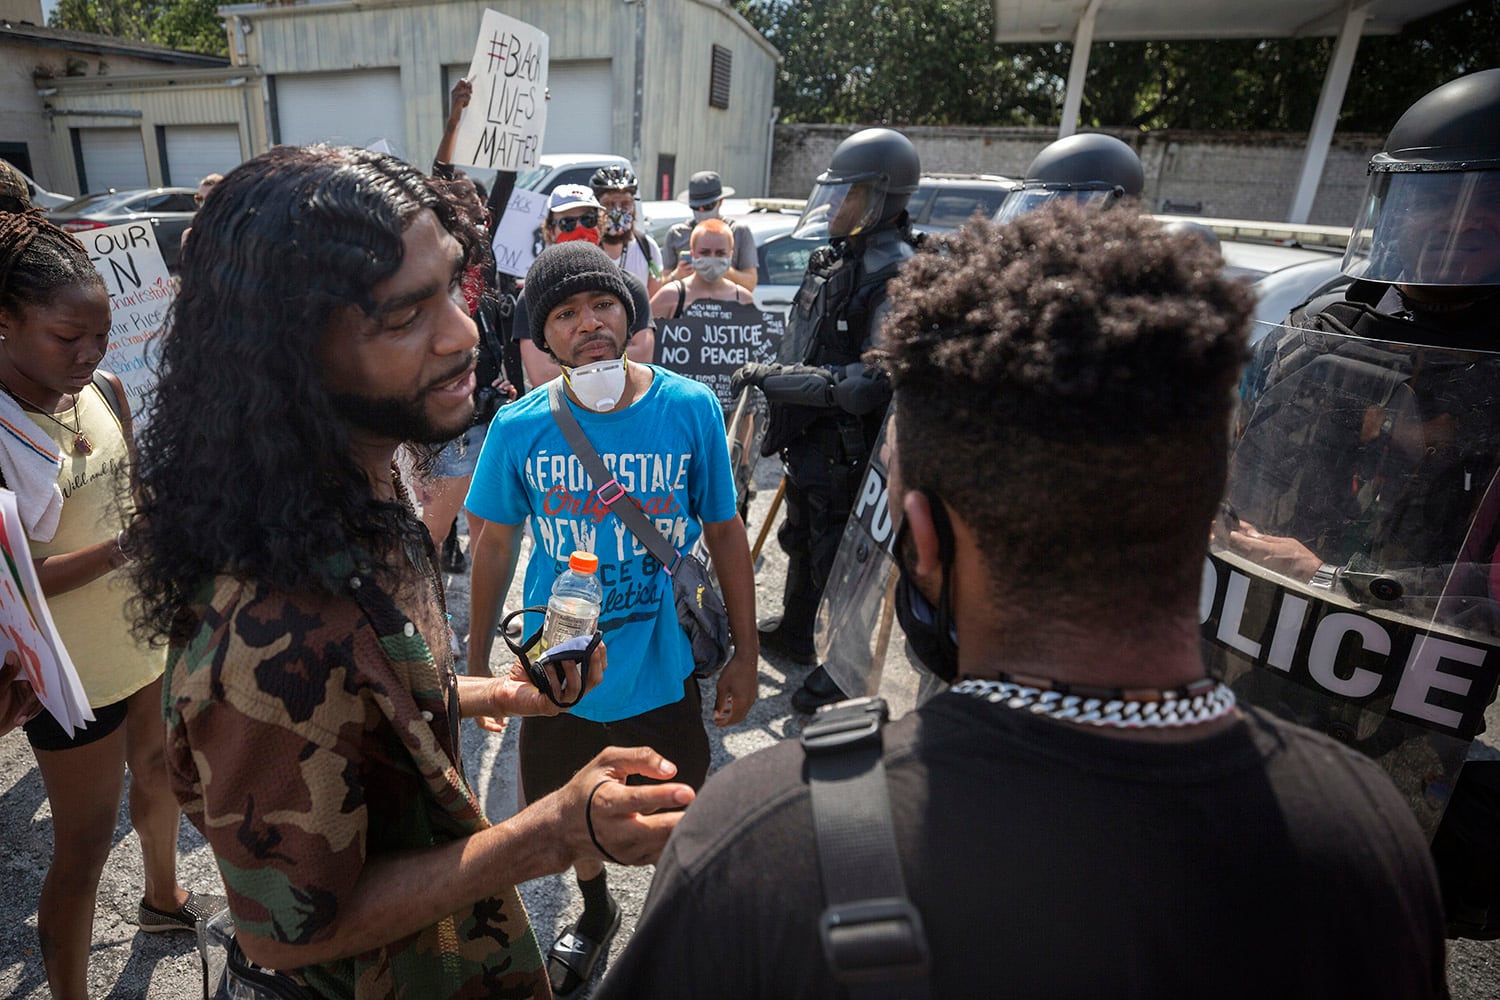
991, 0, 1467, 222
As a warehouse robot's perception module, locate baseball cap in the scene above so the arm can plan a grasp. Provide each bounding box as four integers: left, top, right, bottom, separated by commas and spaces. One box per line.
548, 184, 603, 215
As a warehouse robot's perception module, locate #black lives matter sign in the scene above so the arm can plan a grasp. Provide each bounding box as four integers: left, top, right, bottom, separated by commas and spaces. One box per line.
454, 9, 548, 172
653, 300, 785, 410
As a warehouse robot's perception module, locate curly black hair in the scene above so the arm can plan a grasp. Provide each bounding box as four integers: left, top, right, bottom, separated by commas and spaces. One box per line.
876, 202, 1253, 621
127, 145, 486, 644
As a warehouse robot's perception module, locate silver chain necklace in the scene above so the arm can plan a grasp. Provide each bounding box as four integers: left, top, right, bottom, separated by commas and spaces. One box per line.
950, 675, 1238, 729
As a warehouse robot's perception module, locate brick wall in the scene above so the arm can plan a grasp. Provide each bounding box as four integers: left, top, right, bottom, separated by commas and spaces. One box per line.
772, 123, 1384, 227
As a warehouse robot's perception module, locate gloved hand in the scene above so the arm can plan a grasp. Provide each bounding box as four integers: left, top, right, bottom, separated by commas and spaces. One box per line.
829, 363, 891, 416
731, 362, 776, 397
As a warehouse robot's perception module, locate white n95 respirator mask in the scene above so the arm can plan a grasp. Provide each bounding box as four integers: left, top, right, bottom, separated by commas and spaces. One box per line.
565, 356, 628, 412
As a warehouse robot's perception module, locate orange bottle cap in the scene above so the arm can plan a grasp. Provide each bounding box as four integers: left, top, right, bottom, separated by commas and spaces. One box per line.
569, 551, 599, 573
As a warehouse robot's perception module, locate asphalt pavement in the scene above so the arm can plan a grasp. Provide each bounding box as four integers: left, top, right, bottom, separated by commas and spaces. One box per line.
1, 455, 1498, 997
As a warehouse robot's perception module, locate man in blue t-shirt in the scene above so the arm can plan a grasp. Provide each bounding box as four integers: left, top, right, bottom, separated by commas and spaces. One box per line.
466, 240, 758, 998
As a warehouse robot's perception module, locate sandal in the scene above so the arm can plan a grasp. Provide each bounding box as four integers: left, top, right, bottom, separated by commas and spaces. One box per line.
547, 904, 622, 998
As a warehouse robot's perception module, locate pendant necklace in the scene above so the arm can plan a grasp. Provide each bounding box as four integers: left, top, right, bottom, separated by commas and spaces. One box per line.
0, 378, 93, 455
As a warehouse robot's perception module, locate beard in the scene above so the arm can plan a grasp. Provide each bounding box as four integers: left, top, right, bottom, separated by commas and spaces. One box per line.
328, 355, 476, 445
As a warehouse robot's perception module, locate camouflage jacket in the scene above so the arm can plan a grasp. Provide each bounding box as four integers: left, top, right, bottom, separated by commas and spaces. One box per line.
164, 555, 549, 999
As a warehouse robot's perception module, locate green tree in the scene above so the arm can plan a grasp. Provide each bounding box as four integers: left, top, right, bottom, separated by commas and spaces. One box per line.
49, 0, 228, 57
734, 0, 1066, 125
733, 0, 1495, 131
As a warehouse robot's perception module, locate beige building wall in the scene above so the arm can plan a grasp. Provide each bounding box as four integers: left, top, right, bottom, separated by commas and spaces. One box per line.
3, 37, 194, 193
219, 0, 778, 193
42, 69, 261, 193
643, 0, 779, 199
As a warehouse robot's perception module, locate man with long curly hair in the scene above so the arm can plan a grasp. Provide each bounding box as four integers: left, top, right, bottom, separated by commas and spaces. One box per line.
599, 204, 1448, 999
125, 145, 696, 999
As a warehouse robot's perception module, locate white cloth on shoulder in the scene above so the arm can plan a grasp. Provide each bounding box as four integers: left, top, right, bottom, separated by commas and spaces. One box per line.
0, 392, 64, 542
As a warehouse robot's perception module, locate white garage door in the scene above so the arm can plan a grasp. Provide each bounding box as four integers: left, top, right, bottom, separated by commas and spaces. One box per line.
443, 59, 613, 157
543, 61, 613, 155
275, 70, 407, 158
76, 128, 148, 193
162, 125, 243, 187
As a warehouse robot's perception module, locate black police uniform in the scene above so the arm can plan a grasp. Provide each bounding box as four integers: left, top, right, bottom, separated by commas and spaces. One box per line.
758, 222, 918, 655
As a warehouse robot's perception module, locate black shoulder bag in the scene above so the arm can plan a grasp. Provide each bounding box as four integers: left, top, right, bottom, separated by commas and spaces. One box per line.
802, 697, 931, 1000
547, 381, 732, 677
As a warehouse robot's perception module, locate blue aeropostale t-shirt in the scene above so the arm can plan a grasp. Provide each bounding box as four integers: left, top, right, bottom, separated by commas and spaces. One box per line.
467, 365, 737, 722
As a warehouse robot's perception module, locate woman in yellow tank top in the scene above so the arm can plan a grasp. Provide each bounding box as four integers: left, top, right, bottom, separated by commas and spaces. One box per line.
0, 211, 220, 999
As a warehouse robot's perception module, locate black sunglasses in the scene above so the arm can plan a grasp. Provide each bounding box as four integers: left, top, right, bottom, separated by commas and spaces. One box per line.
554, 212, 599, 233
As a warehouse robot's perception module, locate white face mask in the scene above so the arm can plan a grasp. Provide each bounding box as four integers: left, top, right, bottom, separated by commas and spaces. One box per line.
691, 256, 731, 282
691, 206, 718, 224
564, 356, 628, 412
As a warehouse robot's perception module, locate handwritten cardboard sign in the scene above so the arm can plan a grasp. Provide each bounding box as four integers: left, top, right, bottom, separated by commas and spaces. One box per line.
454, 10, 549, 172
0, 490, 92, 735
491, 186, 550, 278
653, 299, 785, 410
83, 222, 173, 426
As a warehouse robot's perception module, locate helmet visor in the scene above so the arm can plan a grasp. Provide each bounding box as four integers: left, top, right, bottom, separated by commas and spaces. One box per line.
794, 180, 886, 239
1343, 169, 1500, 287
994, 186, 1121, 225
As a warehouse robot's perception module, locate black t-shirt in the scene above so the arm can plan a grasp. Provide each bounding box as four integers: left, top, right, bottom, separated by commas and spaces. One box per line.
598, 695, 1448, 1000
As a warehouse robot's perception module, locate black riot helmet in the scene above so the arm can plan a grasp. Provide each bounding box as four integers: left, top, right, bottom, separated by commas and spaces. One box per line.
996, 133, 1145, 223
1342, 68, 1500, 288
589, 164, 638, 197
793, 128, 921, 239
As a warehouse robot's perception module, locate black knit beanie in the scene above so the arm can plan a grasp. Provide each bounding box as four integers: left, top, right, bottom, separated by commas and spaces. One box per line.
523, 242, 636, 351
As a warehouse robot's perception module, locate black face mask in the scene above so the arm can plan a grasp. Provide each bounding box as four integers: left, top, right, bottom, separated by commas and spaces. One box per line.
892, 492, 960, 683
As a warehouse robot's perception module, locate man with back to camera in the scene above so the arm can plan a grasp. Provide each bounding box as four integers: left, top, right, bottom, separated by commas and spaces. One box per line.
662, 170, 758, 290
598, 204, 1449, 999
465, 239, 759, 997
122, 145, 695, 999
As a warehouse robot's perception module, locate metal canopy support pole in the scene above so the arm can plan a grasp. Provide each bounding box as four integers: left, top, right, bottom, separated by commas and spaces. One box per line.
629, 0, 646, 169
1287, 0, 1369, 224
1059, 0, 1103, 138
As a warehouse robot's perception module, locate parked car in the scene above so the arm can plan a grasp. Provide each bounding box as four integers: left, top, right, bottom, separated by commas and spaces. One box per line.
745, 173, 1019, 317
905, 172, 1019, 234
50, 188, 198, 270
640, 199, 692, 246
514, 153, 632, 196
2, 163, 74, 210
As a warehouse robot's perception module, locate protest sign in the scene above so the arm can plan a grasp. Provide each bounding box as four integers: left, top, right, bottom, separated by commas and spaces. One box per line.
83, 221, 173, 424
653, 299, 785, 410
454, 10, 549, 172
0, 490, 92, 735
491, 186, 550, 277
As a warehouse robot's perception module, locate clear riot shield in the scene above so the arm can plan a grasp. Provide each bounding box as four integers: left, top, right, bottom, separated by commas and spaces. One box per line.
724, 386, 768, 516
1204, 317, 1500, 836
692, 387, 766, 578
815, 409, 943, 717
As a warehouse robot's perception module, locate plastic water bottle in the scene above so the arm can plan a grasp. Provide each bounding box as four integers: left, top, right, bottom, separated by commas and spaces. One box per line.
543, 550, 603, 649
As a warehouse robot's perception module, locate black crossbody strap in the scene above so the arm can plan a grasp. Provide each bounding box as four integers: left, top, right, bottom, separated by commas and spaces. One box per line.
801, 697, 930, 1000
547, 381, 682, 572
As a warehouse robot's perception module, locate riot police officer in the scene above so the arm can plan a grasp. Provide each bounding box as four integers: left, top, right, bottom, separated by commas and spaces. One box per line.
733, 127, 921, 712
1208, 69, 1500, 938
